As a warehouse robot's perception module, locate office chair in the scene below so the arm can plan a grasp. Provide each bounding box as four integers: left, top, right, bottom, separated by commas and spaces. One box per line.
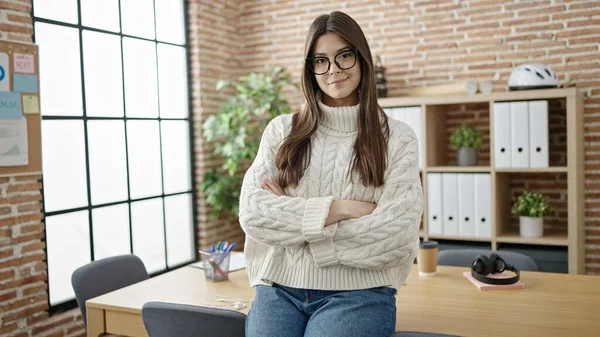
437, 249, 539, 272
71, 254, 149, 326
142, 301, 246, 337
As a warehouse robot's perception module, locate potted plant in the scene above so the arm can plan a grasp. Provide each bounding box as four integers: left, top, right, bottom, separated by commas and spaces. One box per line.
201, 67, 296, 218
511, 191, 552, 238
450, 124, 482, 166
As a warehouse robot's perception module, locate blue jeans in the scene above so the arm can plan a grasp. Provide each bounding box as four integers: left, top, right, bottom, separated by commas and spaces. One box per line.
245, 283, 397, 337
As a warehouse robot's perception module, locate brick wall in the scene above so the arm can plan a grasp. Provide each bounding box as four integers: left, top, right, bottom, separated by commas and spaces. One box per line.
188, 0, 247, 250
238, 0, 600, 274
0, 0, 87, 334
0, 176, 86, 337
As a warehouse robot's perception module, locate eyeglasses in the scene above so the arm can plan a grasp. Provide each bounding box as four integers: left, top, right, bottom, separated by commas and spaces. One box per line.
305, 48, 358, 75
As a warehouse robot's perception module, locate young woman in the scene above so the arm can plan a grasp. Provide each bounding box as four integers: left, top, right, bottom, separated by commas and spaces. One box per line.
239, 11, 423, 337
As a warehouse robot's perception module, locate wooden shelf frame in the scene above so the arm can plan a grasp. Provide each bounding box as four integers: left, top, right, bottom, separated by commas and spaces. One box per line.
380, 87, 584, 274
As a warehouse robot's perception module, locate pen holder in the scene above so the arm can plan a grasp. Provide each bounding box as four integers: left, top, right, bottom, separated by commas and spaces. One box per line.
199, 250, 231, 282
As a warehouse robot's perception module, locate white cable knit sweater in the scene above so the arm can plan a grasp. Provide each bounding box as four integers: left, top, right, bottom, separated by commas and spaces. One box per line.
238, 99, 423, 291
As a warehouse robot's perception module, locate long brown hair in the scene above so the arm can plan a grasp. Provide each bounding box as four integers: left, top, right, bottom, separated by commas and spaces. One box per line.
275, 11, 390, 189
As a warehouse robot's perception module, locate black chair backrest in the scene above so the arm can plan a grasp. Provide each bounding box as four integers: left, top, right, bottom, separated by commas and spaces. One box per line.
71, 254, 149, 325
142, 301, 246, 337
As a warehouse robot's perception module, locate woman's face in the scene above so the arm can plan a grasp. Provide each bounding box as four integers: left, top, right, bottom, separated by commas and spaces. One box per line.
310, 33, 361, 107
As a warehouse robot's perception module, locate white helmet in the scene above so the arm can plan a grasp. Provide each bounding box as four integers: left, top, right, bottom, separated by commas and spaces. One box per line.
508, 64, 559, 90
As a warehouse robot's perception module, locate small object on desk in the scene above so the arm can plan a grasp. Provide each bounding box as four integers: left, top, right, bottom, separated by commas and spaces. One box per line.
199, 250, 231, 282
463, 271, 525, 290
190, 251, 246, 272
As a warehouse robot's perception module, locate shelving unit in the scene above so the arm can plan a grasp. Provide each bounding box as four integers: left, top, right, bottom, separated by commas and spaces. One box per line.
380, 87, 584, 274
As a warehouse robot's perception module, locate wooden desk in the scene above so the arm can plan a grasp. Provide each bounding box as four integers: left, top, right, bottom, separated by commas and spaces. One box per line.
86, 264, 600, 337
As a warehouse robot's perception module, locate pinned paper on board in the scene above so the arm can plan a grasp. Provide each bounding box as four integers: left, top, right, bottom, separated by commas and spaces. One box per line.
22, 94, 39, 114
14, 53, 35, 74
0, 91, 23, 119
0, 118, 28, 166
0, 52, 9, 91
13, 74, 38, 93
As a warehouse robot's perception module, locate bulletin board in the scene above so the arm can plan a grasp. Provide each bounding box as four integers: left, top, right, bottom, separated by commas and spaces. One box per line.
0, 40, 42, 177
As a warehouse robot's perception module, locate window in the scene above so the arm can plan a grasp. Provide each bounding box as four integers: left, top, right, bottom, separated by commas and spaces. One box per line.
32, 0, 195, 310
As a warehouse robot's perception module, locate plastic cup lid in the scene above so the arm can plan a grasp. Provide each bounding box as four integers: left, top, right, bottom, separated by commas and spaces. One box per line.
419, 240, 439, 249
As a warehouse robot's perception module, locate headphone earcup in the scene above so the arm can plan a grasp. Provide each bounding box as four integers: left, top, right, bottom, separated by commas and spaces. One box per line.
489, 253, 506, 273
472, 254, 492, 275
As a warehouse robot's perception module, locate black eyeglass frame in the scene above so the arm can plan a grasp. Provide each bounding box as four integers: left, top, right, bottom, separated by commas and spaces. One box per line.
305, 48, 359, 75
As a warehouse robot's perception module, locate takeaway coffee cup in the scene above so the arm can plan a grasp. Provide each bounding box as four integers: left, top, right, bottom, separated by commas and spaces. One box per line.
417, 241, 439, 276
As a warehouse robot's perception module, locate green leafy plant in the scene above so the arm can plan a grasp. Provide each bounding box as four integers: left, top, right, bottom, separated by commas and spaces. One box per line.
511, 191, 553, 218
201, 67, 296, 218
450, 124, 483, 150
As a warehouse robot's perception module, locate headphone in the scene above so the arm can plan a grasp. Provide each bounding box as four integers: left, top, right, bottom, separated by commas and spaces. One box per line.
471, 253, 520, 285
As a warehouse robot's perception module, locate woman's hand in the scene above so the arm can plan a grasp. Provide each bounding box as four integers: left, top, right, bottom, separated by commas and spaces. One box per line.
343, 200, 376, 219
261, 180, 376, 225
262, 179, 286, 196
325, 200, 376, 226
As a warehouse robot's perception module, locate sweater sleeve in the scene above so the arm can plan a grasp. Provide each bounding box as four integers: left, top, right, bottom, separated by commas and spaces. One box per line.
308, 131, 423, 270
238, 116, 336, 248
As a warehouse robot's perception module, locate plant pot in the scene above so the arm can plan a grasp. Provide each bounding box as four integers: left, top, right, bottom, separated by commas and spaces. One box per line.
457, 147, 478, 166
519, 216, 543, 238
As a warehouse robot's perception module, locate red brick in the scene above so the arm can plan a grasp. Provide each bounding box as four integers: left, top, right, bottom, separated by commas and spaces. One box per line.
0, 253, 46, 269
0, 294, 48, 313
0, 216, 17, 228
10, 231, 44, 244
6, 182, 42, 193
0, 247, 14, 259
1, 274, 48, 291
22, 283, 48, 296
15, 175, 41, 182
0, 290, 17, 302
567, 19, 600, 28
0, 193, 42, 204
0, 206, 12, 215
553, 9, 600, 20
0, 0, 31, 12
0, 269, 15, 280
7, 13, 32, 24
26, 312, 50, 326
0, 23, 33, 35
0, 227, 12, 239
2, 303, 49, 323
31, 316, 74, 336
21, 241, 46, 254
17, 203, 42, 213
556, 28, 600, 39
503, 16, 550, 26
0, 322, 18, 335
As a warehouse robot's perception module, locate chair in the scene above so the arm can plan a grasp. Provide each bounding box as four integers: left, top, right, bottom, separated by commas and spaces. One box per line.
142, 301, 246, 337
437, 249, 539, 272
391, 332, 461, 337
71, 254, 149, 326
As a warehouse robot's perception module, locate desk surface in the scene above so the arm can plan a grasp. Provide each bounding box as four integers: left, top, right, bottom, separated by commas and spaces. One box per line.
87, 264, 600, 337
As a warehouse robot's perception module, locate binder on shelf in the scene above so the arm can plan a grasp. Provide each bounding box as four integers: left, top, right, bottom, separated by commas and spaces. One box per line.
458, 174, 475, 237
474, 174, 492, 238
528, 100, 549, 168
510, 101, 530, 168
404, 106, 423, 169
442, 173, 458, 235
493, 102, 511, 168
427, 173, 443, 235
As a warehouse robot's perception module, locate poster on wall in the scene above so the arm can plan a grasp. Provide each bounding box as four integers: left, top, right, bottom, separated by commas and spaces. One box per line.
0, 118, 28, 166
0, 52, 9, 91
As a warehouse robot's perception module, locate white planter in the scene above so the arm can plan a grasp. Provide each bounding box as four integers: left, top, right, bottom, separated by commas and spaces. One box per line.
519, 216, 544, 238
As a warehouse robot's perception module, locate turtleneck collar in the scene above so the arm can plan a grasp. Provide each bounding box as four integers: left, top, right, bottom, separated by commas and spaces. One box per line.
317, 93, 359, 136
